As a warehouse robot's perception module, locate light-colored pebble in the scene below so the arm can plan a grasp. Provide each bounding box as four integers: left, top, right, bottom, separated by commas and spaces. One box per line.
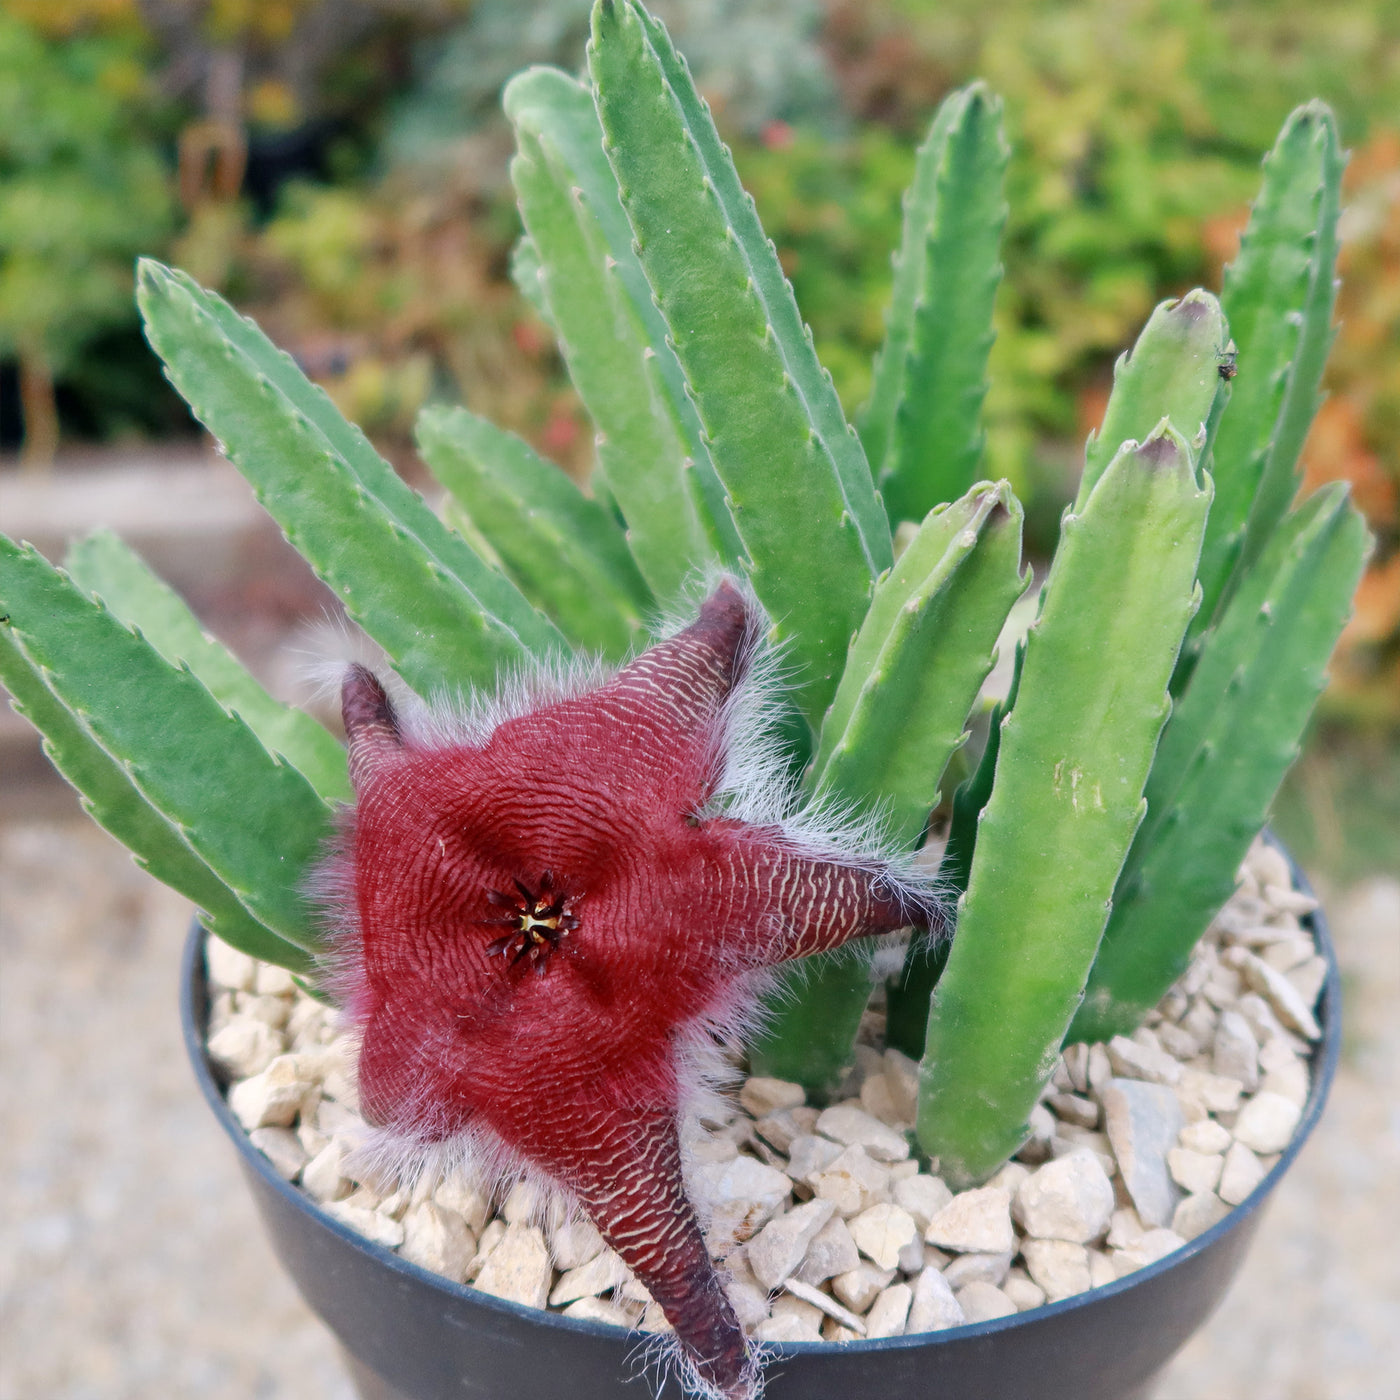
809, 1144, 892, 1217
725, 1272, 772, 1330
465, 1219, 506, 1283
1261, 935, 1315, 974
227, 1055, 316, 1131
1178, 1119, 1232, 1155
1061, 1043, 1090, 1093
1099, 1078, 1183, 1228
752, 1107, 812, 1155
905, 1265, 964, 1332
562, 1297, 634, 1327
956, 1281, 1017, 1322
822, 1319, 861, 1343
1021, 1239, 1092, 1302
239, 993, 292, 1031
1179, 998, 1219, 1049
1175, 1067, 1245, 1121
1155, 1021, 1202, 1060
1087, 1043, 1114, 1092
893, 1173, 954, 1231
756, 1295, 823, 1342
401, 1202, 475, 1283
473, 1222, 552, 1308
1088, 1250, 1117, 1288
692, 1155, 792, 1245
1172, 1192, 1232, 1241
860, 1071, 905, 1127
788, 1133, 844, 1181
1046, 1092, 1099, 1129
815, 1104, 911, 1162
793, 1214, 861, 1286
207, 1019, 285, 1079
1232, 949, 1323, 1040
1232, 1091, 1302, 1154
323, 1199, 405, 1249
1212, 1011, 1260, 1091
1016, 1102, 1057, 1164
1049, 1127, 1116, 1179
299, 1139, 352, 1204
849, 1202, 922, 1271
748, 1197, 837, 1290
1167, 1147, 1224, 1195
1260, 1056, 1310, 1109
1110, 1227, 1185, 1279
1014, 1151, 1115, 1243
740, 1077, 806, 1119
548, 1216, 605, 1271
986, 1161, 1032, 1195
864, 1283, 913, 1338
1002, 1269, 1047, 1311
639, 1300, 674, 1334
1237, 993, 1289, 1045
924, 1186, 1015, 1254
1106, 1206, 1145, 1249
549, 1247, 630, 1306
883, 1049, 920, 1122
772, 1293, 823, 1338
1106, 1035, 1182, 1086
206, 935, 257, 991
1286, 956, 1328, 1009
941, 1250, 1012, 1290
435, 1176, 490, 1233
248, 1125, 308, 1181
500, 1179, 542, 1225
1218, 1141, 1267, 1206
254, 962, 297, 997
831, 1262, 896, 1314
783, 1278, 866, 1335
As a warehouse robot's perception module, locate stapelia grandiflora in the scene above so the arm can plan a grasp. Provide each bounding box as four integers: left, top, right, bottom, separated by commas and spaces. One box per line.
325, 580, 943, 1398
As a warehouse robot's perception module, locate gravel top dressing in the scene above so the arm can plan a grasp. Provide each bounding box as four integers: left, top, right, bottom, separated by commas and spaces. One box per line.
205, 836, 1324, 1346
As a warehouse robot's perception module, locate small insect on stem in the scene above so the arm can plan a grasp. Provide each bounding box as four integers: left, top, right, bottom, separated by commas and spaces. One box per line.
478, 871, 581, 975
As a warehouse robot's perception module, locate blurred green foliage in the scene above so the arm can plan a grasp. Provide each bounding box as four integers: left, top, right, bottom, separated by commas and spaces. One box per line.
0, 11, 176, 457
2, 0, 1396, 717
738, 0, 1400, 522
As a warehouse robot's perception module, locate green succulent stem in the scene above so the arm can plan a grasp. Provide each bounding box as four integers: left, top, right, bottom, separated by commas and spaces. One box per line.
1190, 103, 1345, 648
916, 426, 1210, 1187
1073, 483, 1368, 1041
417, 406, 652, 660
588, 0, 890, 728
504, 66, 741, 597
748, 481, 1027, 1096
1076, 290, 1228, 507
863, 83, 1009, 525
64, 529, 351, 803
0, 538, 331, 962
137, 261, 565, 698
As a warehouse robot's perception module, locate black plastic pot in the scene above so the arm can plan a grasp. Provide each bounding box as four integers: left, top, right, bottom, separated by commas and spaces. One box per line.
181, 855, 1339, 1400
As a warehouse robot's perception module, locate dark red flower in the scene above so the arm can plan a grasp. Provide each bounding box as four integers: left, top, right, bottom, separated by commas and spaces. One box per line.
329, 580, 942, 1398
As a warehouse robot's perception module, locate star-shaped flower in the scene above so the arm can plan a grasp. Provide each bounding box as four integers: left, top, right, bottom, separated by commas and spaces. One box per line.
326, 581, 942, 1398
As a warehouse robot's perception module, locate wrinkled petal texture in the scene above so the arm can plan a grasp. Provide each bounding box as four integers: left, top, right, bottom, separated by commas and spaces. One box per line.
332, 580, 936, 1399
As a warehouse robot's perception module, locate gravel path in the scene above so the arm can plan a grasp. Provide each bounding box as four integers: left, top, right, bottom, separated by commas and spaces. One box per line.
1, 815, 1395, 1399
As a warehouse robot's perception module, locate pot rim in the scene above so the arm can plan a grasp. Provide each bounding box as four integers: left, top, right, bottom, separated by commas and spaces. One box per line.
180, 833, 1340, 1360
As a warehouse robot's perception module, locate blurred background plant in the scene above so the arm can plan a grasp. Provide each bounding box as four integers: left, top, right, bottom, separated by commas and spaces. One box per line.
1, 0, 1395, 787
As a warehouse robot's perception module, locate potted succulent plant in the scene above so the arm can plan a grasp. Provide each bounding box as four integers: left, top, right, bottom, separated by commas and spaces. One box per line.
0, 2, 1367, 1397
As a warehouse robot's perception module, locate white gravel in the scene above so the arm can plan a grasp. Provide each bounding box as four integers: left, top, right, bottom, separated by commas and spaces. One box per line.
199, 835, 1337, 1347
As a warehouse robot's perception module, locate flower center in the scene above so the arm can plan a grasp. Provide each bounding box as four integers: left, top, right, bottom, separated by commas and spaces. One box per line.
479, 873, 580, 975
